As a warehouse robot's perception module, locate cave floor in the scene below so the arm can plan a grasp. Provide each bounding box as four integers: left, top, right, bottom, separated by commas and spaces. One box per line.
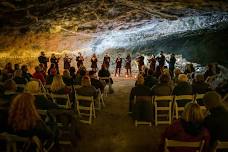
71, 78, 167, 152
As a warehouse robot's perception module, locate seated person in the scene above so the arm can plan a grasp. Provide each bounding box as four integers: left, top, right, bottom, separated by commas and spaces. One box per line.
144, 69, 158, 88
203, 91, 228, 150
62, 69, 73, 86
192, 74, 211, 94
25, 81, 59, 110
50, 75, 71, 94
151, 74, 173, 96
129, 75, 152, 122
21, 64, 32, 82
13, 70, 27, 84
76, 76, 98, 99
160, 102, 210, 152
89, 71, 105, 93
98, 64, 114, 93
173, 74, 192, 95
7, 93, 56, 147
33, 66, 46, 85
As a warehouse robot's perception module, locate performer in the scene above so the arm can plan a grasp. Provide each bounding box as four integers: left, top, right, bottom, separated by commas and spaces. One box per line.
63, 54, 72, 70
148, 54, 156, 72
157, 51, 166, 68
50, 53, 60, 74
136, 53, 144, 72
115, 54, 122, 77
91, 53, 98, 71
166, 53, 176, 77
38, 51, 49, 70
76, 52, 84, 68
103, 53, 110, 69
125, 53, 132, 76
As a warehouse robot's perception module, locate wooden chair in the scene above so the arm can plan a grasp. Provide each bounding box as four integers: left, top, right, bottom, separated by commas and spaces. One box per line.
194, 94, 207, 111
173, 95, 194, 119
76, 95, 96, 124
212, 140, 228, 152
0, 132, 43, 152
51, 93, 71, 109
133, 96, 153, 127
99, 77, 110, 96
164, 138, 205, 152
154, 95, 173, 126
16, 84, 25, 92
95, 89, 105, 110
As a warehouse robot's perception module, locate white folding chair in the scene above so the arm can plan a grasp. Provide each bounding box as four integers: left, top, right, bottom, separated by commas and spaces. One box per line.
76, 95, 96, 124
154, 95, 173, 126
173, 95, 194, 119
51, 93, 71, 109
99, 77, 110, 96
213, 140, 228, 152
164, 138, 205, 152
95, 89, 105, 110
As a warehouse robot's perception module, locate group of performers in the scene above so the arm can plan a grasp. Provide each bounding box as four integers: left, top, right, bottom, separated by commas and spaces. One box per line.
38, 51, 176, 77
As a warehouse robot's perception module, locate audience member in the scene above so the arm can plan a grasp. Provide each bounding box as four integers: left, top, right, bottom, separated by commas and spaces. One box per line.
50, 75, 71, 94
192, 74, 211, 94
21, 64, 32, 82
33, 66, 46, 85
172, 74, 192, 95
144, 69, 158, 88
13, 70, 27, 84
204, 64, 215, 81
62, 69, 73, 86
151, 74, 172, 96
160, 102, 210, 152
89, 71, 105, 93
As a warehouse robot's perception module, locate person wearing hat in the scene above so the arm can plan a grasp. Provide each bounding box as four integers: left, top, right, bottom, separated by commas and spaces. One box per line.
203, 91, 228, 150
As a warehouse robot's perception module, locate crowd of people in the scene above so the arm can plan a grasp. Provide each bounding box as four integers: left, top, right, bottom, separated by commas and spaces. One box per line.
0, 50, 227, 151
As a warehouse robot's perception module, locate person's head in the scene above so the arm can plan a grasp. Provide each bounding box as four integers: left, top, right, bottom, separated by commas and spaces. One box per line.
41, 51, 45, 56
13, 70, 22, 78
81, 76, 91, 87
92, 53, 96, 57
182, 102, 204, 123
5, 62, 12, 69
14, 64, 20, 70
50, 63, 55, 69
171, 53, 175, 57
159, 74, 170, 84
78, 52, 81, 56
136, 74, 144, 85
35, 66, 41, 72
89, 70, 97, 78
207, 64, 213, 70
21, 65, 28, 72
24, 80, 41, 93
50, 75, 66, 92
69, 66, 76, 74
195, 74, 205, 83
160, 51, 164, 55
8, 93, 40, 131
4, 79, 17, 91
65, 54, 68, 58
178, 74, 188, 82
51, 53, 55, 57
63, 69, 71, 78
203, 91, 223, 110
174, 68, 181, 77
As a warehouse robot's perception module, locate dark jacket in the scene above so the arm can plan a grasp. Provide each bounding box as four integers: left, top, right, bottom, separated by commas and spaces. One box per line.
192, 82, 211, 94
151, 83, 172, 96
144, 75, 158, 88
172, 81, 192, 95
34, 95, 59, 110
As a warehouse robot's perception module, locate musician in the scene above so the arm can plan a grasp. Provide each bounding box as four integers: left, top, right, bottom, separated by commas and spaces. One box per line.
166, 53, 176, 77
115, 54, 122, 77
91, 53, 98, 71
50, 53, 60, 74
76, 52, 84, 68
157, 51, 166, 68
38, 51, 49, 70
125, 53, 132, 76
103, 53, 110, 69
148, 54, 156, 72
136, 53, 144, 72
63, 54, 72, 70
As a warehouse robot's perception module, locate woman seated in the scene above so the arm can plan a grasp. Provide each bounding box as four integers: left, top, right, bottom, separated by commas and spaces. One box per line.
192, 74, 211, 94
25, 81, 59, 110
98, 64, 114, 93
173, 74, 193, 95
129, 74, 152, 122
7, 93, 56, 146
62, 69, 73, 86
160, 102, 210, 152
13, 70, 27, 84
50, 75, 71, 94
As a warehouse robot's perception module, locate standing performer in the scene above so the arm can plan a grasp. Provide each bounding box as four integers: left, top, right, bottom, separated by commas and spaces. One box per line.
125, 53, 132, 76
91, 53, 98, 71
76, 52, 84, 69
50, 53, 60, 74
103, 53, 110, 69
166, 53, 176, 78
38, 51, 49, 71
148, 54, 156, 72
136, 53, 144, 72
115, 54, 122, 77
63, 54, 72, 70
157, 51, 166, 68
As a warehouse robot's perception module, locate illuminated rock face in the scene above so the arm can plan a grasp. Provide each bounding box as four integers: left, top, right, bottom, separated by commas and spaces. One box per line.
0, 1, 228, 67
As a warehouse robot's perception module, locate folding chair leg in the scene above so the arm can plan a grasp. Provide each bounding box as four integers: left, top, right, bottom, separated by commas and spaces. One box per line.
155, 109, 158, 126
92, 102, 96, 118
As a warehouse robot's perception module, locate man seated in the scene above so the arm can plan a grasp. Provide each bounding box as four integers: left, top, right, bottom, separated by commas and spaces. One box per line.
89, 71, 105, 93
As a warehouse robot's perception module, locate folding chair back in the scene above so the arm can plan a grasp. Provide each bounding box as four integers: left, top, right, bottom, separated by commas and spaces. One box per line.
99, 77, 110, 96
51, 93, 71, 109
174, 95, 194, 119
213, 140, 228, 152
154, 96, 173, 126
95, 89, 105, 110
16, 84, 26, 92
76, 95, 96, 124
164, 138, 205, 152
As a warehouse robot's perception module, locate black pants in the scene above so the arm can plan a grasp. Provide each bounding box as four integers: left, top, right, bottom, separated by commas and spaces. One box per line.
115, 67, 121, 76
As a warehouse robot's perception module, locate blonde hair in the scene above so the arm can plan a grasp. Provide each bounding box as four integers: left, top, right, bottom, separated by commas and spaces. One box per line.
50, 75, 66, 92
182, 102, 204, 123
178, 74, 188, 82
136, 74, 144, 85
81, 76, 91, 87
24, 80, 41, 93
63, 69, 71, 78
8, 93, 40, 131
